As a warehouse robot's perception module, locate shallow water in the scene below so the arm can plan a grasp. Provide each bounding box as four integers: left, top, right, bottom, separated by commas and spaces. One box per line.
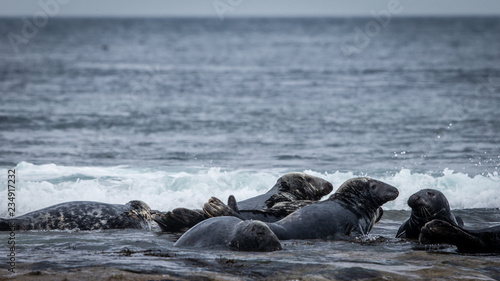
2, 209, 499, 280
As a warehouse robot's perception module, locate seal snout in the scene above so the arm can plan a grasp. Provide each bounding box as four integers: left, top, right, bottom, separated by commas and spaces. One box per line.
388, 186, 399, 200
379, 182, 399, 202
408, 193, 428, 209
408, 194, 420, 207
323, 181, 334, 193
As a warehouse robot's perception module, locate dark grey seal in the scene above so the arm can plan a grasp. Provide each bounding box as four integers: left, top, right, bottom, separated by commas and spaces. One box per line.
396, 189, 463, 239
419, 219, 500, 253
154, 172, 333, 231
236, 172, 334, 211
204, 172, 334, 222
265, 177, 399, 240
173, 216, 282, 252
0, 200, 152, 231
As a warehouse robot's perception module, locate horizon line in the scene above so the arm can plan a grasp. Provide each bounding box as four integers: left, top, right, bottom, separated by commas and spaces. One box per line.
0, 13, 499, 18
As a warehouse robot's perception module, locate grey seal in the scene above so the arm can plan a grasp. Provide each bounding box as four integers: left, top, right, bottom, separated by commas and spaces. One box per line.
396, 189, 463, 239
0, 200, 152, 231
204, 172, 334, 222
265, 177, 399, 240
174, 216, 282, 251
154, 172, 333, 231
236, 172, 334, 211
419, 219, 500, 253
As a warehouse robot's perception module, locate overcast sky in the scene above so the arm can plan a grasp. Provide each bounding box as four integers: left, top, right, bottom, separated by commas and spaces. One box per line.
1, 0, 499, 17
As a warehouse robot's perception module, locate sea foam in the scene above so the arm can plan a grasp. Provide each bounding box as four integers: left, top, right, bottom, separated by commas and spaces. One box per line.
1, 162, 498, 217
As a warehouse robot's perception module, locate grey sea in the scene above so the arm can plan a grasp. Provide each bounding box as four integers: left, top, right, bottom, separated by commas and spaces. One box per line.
0, 17, 499, 280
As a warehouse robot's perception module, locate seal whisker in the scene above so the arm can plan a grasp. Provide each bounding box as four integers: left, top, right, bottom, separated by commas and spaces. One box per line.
423, 206, 433, 218
419, 206, 428, 219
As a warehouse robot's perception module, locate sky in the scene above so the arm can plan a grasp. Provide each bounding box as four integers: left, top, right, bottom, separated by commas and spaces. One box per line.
1, 0, 500, 17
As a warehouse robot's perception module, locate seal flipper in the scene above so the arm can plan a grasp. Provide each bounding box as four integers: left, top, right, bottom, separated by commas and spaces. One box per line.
419, 219, 489, 253
396, 219, 409, 238
228, 195, 240, 213
375, 207, 384, 223
203, 197, 246, 220
152, 208, 206, 232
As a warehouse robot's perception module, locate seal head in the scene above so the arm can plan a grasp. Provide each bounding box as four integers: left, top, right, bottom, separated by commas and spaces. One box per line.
124, 200, 153, 230
229, 220, 282, 251
396, 189, 461, 239
262, 172, 334, 209
330, 177, 399, 206
174, 217, 282, 252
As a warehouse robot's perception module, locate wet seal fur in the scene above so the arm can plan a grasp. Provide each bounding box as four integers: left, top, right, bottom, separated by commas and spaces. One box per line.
265, 177, 399, 240
154, 172, 333, 231
236, 172, 333, 211
204, 172, 333, 223
419, 219, 500, 253
174, 216, 282, 251
202, 195, 318, 224
396, 189, 463, 239
152, 208, 207, 232
0, 200, 152, 231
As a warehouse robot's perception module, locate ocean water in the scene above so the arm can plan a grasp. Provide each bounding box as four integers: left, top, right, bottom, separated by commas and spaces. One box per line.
0, 17, 500, 279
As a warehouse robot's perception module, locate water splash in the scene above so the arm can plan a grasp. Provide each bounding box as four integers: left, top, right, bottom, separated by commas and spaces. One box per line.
1, 162, 498, 217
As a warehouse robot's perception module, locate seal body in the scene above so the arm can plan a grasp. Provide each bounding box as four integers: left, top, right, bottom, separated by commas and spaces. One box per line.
266, 177, 399, 240
174, 217, 282, 252
237, 172, 334, 211
0, 200, 152, 231
419, 219, 500, 253
396, 189, 462, 239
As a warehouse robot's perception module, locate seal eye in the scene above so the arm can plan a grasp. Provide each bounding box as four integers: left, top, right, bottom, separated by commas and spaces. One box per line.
426, 191, 435, 197
370, 182, 377, 190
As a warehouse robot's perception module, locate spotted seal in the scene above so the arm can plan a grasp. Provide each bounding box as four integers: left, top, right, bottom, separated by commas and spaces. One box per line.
154, 172, 333, 231
0, 200, 152, 231
419, 219, 500, 253
396, 189, 463, 239
174, 216, 282, 251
